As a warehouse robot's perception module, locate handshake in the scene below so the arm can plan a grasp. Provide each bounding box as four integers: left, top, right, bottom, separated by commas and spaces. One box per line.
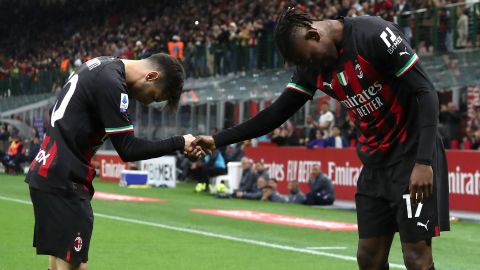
182, 134, 216, 161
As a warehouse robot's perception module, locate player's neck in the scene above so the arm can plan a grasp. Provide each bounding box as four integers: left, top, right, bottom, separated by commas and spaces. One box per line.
121, 59, 147, 90
312, 20, 344, 48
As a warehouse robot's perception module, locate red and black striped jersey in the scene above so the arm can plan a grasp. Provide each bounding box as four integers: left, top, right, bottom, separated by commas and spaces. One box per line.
287, 16, 422, 166
26, 57, 133, 195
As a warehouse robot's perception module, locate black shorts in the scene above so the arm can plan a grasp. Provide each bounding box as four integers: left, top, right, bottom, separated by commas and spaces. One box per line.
29, 185, 93, 264
355, 137, 450, 242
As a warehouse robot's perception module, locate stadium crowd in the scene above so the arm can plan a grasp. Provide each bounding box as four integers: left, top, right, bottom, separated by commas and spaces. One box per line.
1, 0, 476, 86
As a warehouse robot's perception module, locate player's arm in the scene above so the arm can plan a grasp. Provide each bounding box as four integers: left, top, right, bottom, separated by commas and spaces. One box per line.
211, 89, 310, 148
109, 132, 190, 162
95, 64, 200, 162
193, 69, 316, 149
367, 18, 437, 203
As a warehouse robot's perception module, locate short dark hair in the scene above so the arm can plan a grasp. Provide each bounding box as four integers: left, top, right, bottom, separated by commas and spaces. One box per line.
147, 53, 185, 111
268, 178, 277, 183
274, 7, 314, 63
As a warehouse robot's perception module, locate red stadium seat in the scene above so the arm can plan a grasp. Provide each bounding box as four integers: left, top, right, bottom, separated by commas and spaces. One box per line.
450, 140, 460, 149
463, 140, 473, 150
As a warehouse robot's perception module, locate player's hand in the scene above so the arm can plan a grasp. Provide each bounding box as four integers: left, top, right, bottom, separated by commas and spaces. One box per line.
183, 134, 205, 161
191, 135, 215, 156
409, 163, 433, 204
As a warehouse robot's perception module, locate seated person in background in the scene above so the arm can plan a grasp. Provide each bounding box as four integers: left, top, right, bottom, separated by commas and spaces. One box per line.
306, 129, 327, 149
305, 165, 335, 206
193, 149, 226, 192
1, 135, 26, 173
284, 120, 300, 146
261, 178, 289, 203
287, 180, 306, 204
232, 157, 258, 196
235, 176, 267, 200
326, 126, 349, 148
25, 137, 41, 163
253, 160, 269, 179
270, 127, 287, 146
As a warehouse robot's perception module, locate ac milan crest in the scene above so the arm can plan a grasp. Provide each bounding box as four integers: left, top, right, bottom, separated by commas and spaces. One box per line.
355, 63, 363, 79
74, 236, 83, 252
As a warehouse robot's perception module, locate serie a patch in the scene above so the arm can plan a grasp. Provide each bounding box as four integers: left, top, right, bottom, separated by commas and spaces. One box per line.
120, 93, 129, 112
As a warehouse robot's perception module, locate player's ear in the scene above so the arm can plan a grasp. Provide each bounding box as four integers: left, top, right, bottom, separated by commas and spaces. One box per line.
145, 71, 160, 82
305, 29, 320, 42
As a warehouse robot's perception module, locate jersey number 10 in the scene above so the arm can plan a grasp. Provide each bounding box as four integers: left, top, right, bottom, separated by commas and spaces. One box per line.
51, 74, 79, 127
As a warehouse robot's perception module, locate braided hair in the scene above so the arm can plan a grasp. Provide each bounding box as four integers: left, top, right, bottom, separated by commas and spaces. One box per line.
274, 7, 315, 63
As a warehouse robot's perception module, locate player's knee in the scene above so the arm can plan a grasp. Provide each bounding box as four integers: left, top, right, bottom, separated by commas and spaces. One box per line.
403, 249, 433, 270
357, 248, 386, 269
78, 263, 88, 270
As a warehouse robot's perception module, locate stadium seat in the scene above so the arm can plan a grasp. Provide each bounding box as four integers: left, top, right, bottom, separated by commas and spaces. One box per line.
450, 140, 460, 149
463, 140, 473, 150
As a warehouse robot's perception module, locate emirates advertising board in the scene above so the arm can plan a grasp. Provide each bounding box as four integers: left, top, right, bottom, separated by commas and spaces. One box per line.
245, 146, 480, 212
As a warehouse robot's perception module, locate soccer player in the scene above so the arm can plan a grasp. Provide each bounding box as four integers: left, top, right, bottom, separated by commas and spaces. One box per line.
191, 8, 449, 270
26, 53, 204, 270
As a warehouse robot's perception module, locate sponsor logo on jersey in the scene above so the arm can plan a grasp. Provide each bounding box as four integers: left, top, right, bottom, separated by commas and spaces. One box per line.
355, 63, 363, 79
120, 93, 129, 112
74, 236, 83, 252
339, 81, 385, 118
86, 58, 101, 70
380, 27, 403, 55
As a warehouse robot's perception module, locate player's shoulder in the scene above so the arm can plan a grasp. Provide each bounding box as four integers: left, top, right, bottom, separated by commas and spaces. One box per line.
347, 15, 392, 31
76, 57, 124, 83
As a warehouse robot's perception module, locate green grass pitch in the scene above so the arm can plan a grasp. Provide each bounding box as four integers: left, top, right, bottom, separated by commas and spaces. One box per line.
0, 174, 479, 269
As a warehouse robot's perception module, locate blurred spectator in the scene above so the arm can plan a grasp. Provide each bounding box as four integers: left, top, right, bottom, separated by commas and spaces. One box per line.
261, 178, 289, 203
284, 120, 300, 145
192, 149, 227, 191
470, 108, 480, 131
472, 130, 480, 150
326, 126, 349, 148
271, 127, 287, 146
304, 165, 335, 206
0, 124, 10, 152
287, 180, 306, 204
306, 129, 327, 149
299, 115, 318, 145
236, 176, 267, 200
234, 157, 258, 195
456, 6, 469, 49
1, 134, 26, 174
394, 0, 412, 45
439, 102, 462, 148
253, 160, 269, 179
168, 35, 185, 61
318, 102, 335, 137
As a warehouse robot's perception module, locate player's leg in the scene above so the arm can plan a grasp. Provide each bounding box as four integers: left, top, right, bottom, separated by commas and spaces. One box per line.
355, 166, 398, 270
49, 256, 57, 270
357, 234, 394, 270
30, 187, 93, 270
54, 257, 88, 270
401, 240, 434, 270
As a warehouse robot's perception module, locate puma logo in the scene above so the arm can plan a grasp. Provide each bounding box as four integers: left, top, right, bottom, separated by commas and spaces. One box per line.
323, 81, 333, 89
399, 47, 410, 56
417, 220, 430, 231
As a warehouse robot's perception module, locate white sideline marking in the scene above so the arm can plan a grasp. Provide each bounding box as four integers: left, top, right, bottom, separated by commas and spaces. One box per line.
0, 195, 406, 269
306, 247, 348, 250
